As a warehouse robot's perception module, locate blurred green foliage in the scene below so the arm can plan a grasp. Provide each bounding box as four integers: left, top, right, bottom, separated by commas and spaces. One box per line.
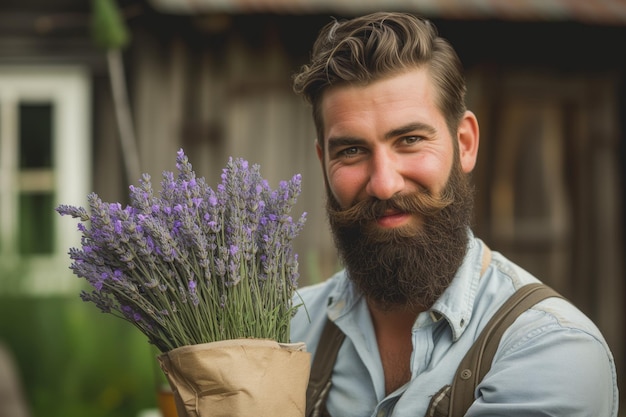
91, 0, 130, 50
0, 294, 158, 417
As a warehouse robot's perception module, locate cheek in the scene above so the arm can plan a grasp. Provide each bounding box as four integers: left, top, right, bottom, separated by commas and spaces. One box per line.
432, 160, 455, 194
404, 153, 453, 194
326, 167, 365, 208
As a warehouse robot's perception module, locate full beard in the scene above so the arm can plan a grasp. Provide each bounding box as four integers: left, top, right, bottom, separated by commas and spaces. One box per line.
326, 161, 474, 312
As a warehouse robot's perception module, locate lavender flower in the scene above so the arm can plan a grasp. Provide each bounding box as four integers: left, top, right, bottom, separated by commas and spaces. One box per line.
56, 150, 306, 352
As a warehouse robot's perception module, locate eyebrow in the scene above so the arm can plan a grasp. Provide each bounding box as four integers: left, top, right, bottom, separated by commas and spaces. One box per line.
326, 136, 366, 154
384, 122, 437, 140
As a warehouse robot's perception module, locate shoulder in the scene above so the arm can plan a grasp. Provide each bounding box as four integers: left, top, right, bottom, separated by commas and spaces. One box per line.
484, 251, 612, 354
470, 252, 618, 416
478, 303, 618, 416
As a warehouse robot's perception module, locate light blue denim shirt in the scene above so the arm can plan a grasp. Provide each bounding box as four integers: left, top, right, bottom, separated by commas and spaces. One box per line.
291, 235, 618, 417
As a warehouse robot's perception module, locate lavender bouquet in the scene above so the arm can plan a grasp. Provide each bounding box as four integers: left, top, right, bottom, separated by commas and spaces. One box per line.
57, 150, 311, 416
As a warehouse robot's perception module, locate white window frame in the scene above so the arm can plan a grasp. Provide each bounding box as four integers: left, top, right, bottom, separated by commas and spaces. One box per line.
0, 66, 91, 294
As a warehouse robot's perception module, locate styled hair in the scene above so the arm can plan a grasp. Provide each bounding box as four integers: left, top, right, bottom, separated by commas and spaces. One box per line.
293, 12, 467, 149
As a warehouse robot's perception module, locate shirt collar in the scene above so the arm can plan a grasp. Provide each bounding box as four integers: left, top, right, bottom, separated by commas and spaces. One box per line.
430, 235, 486, 341
326, 270, 360, 321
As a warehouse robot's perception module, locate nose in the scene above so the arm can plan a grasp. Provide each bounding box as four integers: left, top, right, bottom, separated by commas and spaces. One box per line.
365, 151, 404, 200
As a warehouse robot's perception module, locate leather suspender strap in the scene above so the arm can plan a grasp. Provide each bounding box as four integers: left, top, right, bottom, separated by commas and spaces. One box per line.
305, 318, 345, 417
448, 283, 563, 417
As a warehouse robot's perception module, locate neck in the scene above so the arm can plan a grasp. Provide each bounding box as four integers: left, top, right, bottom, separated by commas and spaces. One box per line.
367, 300, 424, 335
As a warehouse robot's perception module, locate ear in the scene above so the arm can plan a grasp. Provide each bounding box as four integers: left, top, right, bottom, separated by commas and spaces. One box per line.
457, 110, 480, 173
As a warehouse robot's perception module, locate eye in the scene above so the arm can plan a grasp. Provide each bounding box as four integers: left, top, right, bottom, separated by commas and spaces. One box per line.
402, 136, 422, 145
339, 146, 361, 158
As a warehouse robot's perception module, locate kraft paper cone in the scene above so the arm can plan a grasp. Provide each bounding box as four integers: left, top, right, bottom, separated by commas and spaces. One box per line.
158, 339, 311, 417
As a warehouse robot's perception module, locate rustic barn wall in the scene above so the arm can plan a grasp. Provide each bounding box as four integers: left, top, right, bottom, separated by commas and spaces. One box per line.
467, 67, 624, 390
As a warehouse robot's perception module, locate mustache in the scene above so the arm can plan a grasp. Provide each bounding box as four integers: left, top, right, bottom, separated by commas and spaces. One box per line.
327, 189, 453, 228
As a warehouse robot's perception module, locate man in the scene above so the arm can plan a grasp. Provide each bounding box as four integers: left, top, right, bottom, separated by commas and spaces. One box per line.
290, 12, 618, 417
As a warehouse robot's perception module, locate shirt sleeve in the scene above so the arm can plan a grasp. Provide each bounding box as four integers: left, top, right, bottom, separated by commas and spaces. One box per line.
466, 306, 618, 417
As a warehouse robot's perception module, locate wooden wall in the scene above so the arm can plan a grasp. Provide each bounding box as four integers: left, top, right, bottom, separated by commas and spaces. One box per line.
467, 68, 624, 383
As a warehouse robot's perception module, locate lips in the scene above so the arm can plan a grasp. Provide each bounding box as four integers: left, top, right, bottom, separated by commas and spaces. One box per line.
376, 210, 411, 228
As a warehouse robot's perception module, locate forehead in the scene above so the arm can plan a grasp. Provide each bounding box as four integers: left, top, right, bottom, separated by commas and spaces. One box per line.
319, 68, 442, 135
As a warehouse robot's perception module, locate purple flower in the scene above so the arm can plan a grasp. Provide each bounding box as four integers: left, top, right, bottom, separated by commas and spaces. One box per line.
57, 149, 306, 351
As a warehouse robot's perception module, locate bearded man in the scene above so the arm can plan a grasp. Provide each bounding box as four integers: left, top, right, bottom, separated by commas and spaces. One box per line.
290, 12, 617, 417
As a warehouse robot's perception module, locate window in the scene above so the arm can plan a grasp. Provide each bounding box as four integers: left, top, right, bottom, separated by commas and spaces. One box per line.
0, 66, 91, 294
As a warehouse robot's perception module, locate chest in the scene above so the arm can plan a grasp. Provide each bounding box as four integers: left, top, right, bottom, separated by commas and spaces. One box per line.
328, 327, 457, 417
378, 339, 413, 395
372, 312, 419, 395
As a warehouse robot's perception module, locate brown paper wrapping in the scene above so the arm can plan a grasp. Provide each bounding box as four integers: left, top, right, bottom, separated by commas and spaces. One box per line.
158, 339, 311, 417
